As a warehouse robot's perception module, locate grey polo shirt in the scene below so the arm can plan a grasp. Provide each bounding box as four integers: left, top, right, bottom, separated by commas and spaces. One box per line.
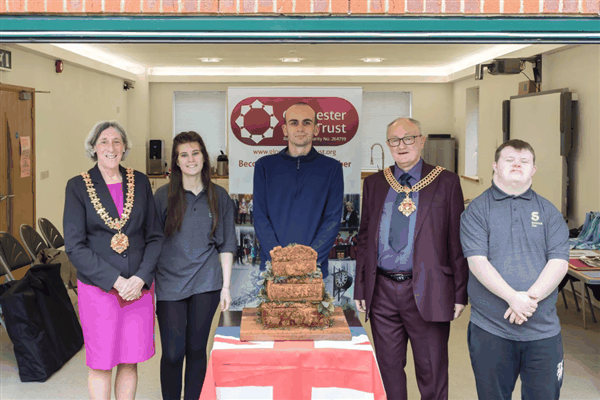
460, 181, 569, 341
153, 183, 237, 302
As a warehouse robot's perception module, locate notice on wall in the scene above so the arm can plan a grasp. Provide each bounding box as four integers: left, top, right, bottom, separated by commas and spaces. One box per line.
20, 136, 31, 178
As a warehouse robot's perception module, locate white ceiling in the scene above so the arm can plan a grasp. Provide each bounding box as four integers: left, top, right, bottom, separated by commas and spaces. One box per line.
13, 42, 568, 82
95, 43, 499, 68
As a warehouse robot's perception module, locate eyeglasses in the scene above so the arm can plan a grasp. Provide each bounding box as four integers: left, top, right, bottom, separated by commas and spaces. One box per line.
387, 135, 421, 147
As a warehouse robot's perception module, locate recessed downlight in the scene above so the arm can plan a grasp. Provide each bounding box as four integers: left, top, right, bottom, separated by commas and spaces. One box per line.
199, 57, 221, 63
361, 58, 384, 63
280, 58, 302, 63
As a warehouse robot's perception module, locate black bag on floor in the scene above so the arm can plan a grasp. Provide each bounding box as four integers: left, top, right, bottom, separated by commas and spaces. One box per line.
0, 263, 84, 382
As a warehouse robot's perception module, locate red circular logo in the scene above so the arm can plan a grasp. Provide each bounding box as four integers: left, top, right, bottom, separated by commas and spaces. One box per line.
231, 97, 359, 146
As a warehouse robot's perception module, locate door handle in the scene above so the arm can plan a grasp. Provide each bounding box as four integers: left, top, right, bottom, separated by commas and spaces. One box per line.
0, 194, 15, 202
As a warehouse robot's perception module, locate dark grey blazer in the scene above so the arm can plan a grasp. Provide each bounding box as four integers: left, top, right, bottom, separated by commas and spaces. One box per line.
63, 164, 164, 293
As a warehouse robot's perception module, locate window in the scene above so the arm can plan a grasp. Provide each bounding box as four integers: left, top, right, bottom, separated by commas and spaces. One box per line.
173, 91, 226, 166
360, 92, 412, 170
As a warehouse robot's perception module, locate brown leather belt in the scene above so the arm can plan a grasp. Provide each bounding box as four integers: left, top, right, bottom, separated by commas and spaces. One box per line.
377, 267, 412, 282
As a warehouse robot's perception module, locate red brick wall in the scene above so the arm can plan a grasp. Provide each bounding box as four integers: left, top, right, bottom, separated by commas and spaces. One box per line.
1, 0, 597, 14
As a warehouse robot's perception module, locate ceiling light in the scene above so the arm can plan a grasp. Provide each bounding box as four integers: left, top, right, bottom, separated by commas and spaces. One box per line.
199, 57, 221, 63
280, 58, 302, 63
362, 58, 384, 63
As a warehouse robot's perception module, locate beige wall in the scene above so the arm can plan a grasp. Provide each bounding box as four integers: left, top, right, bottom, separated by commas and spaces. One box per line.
149, 81, 454, 169
541, 45, 600, 227
452, 63, 536, 201
0, 45, 137, 232
453, 45, 599, 227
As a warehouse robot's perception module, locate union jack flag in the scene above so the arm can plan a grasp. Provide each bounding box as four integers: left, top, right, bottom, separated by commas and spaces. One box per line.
200, 327, 385, 400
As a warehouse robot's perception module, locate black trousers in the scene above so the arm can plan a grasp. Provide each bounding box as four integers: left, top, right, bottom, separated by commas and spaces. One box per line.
156, 290, 221, 400
468, 322, 564, 400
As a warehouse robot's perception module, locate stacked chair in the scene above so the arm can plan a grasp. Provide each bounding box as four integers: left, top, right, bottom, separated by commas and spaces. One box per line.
0, 232, 33, 280
38, 218, 65, 250
36, 218, 77, 295
19, 224, 49, 263
0, 232, 34, 331
0, 263, 10, 330
0, 231, 35, 331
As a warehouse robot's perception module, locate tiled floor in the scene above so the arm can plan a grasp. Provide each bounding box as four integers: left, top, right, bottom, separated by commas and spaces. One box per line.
1, 290, 599, 400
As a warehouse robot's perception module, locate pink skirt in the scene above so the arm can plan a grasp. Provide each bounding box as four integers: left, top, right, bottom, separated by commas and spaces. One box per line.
77, 279, 155, 370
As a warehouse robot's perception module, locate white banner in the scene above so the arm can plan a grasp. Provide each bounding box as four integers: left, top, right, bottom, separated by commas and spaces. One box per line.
226, 87, 363, 311
227, 87, 363, 194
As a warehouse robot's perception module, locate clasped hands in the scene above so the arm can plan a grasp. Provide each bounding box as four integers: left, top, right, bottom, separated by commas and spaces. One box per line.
113, 276, 145, 301
504, 289, 539, 325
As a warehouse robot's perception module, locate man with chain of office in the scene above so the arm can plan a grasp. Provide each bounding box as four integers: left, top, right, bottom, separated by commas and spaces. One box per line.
355, 117, 469, 400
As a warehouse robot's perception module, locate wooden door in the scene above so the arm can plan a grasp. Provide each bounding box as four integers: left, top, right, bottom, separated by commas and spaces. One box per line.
0, 84, 36, 280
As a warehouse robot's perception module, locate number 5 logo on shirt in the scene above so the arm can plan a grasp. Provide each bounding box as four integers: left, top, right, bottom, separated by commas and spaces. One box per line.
531, 212, 540, 222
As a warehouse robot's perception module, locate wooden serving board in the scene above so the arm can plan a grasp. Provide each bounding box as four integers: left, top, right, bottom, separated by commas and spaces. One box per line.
240, 307, 351, 341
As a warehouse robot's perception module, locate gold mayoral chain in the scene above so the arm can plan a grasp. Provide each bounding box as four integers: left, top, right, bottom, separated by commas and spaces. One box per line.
383, 166, 445, 217
80, 168, 135, 254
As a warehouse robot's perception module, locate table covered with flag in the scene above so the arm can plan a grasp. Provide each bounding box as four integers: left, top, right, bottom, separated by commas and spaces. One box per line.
199, 311, 386, 400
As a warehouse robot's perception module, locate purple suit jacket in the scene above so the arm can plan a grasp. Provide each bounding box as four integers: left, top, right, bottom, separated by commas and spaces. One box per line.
354, 162, 468, 322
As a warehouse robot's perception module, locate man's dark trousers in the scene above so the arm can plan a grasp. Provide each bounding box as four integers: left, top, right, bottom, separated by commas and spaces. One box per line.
370, 274, 450, 400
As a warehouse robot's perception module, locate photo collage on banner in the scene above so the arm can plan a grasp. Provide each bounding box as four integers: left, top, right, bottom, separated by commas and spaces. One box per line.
329, 193, 361, 308
228, 87, 362, 311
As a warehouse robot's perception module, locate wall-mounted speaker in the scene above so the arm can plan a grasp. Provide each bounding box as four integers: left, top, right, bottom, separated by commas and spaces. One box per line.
147, 139, 165, 175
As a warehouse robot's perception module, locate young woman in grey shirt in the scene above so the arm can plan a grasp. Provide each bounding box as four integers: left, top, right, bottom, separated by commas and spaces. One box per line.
154, 131, 236, 400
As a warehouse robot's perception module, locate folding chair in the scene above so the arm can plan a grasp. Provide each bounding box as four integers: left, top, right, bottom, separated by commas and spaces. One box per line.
0, 255, 15, 282
19, 224, 49, 261
32, 221, 78, 295
0, 232, 34, 332
37, 218, 65, 249
558, 275, 580, 311
0, 259, 14, 331
0, 232, 34, 279
584, 284, 598, 324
